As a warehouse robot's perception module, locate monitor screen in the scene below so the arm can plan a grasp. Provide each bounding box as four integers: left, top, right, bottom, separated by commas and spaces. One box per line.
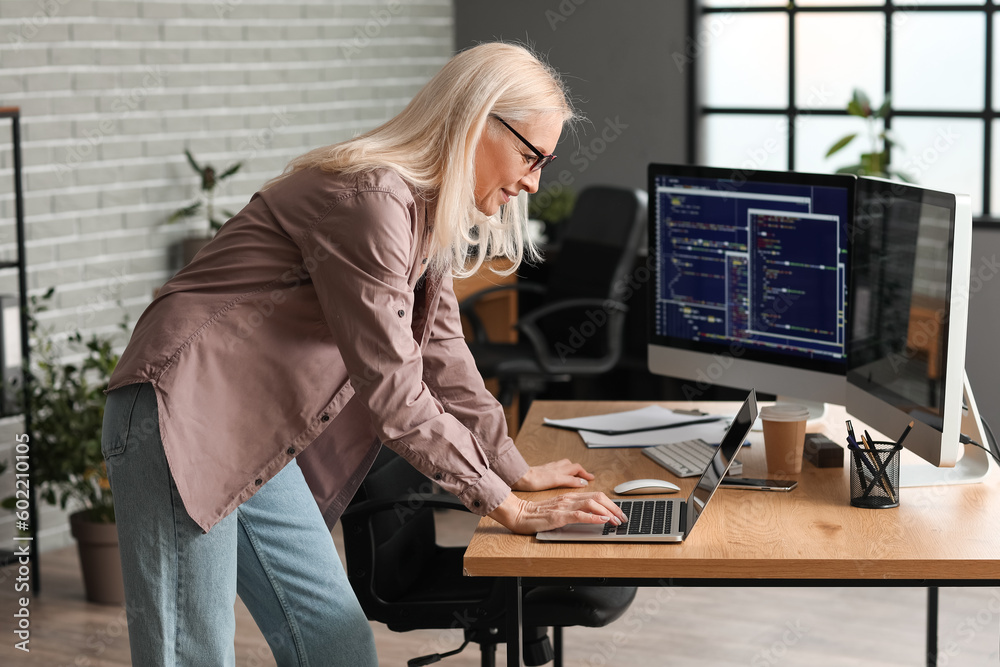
647, 164, 855, 404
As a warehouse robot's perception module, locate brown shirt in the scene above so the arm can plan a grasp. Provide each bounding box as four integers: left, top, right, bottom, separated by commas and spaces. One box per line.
108, 167, 528, 532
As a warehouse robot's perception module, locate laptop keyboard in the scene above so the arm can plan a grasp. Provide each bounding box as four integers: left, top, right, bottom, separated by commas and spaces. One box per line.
602, 499, 673, 536
643, 438, 742, 477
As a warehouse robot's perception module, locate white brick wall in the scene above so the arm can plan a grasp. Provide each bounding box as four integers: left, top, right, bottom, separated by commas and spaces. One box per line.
0, 0, 454, 552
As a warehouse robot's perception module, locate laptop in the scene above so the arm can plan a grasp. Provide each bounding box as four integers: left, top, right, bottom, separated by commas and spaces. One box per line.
536, 389, 758, 543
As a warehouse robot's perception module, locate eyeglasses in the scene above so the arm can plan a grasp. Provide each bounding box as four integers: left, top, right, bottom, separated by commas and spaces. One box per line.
490, 114, 557, 172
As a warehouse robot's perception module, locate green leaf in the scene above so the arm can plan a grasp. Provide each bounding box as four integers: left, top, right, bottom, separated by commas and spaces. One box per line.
826, 133, 857, 158
876, 98, 891, 119
185, 149, 201, 175
848, 89, 871, 117
166, 201, 202, 224
218, 162, 243, 180
835, 163, 864, 175
861, 152, 885, 175
880, 130, 902, 149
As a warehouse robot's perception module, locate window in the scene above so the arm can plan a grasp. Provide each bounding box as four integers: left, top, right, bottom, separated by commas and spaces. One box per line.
690, 0, 997, 223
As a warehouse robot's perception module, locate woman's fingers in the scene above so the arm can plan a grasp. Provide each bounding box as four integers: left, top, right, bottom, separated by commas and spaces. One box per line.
491, 491, 629, 534
517, 459, 597, 491
536, 492, 627, 528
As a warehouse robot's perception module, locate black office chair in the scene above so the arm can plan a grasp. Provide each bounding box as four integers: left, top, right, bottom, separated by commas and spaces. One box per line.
460, 186, 647, 417
341, 447, 637, 667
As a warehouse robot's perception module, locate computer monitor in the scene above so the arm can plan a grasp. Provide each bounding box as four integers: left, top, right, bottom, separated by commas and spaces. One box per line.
646, 163, 855, 414
846, 176, 989, 486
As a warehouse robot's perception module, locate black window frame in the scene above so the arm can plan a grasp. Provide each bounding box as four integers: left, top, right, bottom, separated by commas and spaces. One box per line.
686, 0, 1000, 227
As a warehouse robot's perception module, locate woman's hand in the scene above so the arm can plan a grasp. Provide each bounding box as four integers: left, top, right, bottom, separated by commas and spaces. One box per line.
510, 459, 595, 492
488, 491, 627, 535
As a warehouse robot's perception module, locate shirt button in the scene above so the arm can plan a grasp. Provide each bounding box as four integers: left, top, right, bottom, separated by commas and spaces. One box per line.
321, 413, 330, 422
254, 478, 263, 486
397, 309, 405, 317
286, 447, 296, 456
433, 473, 443, 481
473, 500, 481, 508
421, 258, 428, 265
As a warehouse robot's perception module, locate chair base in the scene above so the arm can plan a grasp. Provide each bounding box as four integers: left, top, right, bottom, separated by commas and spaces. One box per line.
407, 627, 560, 667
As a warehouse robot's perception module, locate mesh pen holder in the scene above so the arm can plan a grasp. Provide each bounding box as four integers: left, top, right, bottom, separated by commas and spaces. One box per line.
849, 441, 901, 509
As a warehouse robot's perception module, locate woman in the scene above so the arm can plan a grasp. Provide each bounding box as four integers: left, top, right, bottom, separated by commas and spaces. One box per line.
102, 42, 627, 666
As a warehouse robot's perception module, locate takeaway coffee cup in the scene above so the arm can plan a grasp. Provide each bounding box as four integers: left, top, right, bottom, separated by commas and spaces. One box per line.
761, 404, 809, 475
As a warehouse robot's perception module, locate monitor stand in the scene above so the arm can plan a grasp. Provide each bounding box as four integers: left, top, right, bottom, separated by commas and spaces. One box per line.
899, 372, 992, 487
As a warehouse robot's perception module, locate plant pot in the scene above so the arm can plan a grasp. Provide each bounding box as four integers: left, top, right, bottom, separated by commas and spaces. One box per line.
181, 235, 213, 266
69, 510, 125, 605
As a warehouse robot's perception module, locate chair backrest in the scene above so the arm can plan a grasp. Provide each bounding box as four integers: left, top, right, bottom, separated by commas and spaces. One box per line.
535, 186, 647, 360
545, 186, 647, 304
344, 447, 439, 603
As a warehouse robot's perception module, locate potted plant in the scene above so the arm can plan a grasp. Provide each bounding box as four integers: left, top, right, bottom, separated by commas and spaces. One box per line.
166, 150, 243, 265
529, 185, 576, 245
826, 88, 911, 181
4, 289, 127, 604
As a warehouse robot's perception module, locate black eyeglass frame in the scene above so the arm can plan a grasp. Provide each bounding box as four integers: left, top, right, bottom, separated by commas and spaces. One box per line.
490, 114, 557, 172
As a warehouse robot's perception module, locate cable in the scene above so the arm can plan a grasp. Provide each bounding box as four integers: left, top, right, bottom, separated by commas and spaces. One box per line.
981, 416, 999, 461
407, 640, 471, 667
959, 434, 1000, 467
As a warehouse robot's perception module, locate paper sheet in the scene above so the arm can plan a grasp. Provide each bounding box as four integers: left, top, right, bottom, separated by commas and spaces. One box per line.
542, 405, 707, 434
578, 419, 732, 448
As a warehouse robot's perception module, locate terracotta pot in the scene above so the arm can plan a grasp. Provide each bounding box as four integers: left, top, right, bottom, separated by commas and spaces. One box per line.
69, 511, 125, 605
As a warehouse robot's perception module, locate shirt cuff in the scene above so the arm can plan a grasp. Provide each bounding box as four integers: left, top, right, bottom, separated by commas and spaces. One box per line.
490, 438, 530, 487
456, 468, 513, 516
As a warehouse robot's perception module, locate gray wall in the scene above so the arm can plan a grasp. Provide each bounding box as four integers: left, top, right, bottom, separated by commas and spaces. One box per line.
455, 0, 688, 195
967, 228, 1000, 433
0, 0, 454, 551
456, 1, 1000, 434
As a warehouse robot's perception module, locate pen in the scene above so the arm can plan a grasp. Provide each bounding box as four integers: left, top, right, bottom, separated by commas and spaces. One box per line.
896, 420, 914, 447
846, 420, 865, 488
861, 431, 896, 503
846, 420, 871, 489
846, 431, 867, 490
544, 415, 724, 436
850, 433, 886, 492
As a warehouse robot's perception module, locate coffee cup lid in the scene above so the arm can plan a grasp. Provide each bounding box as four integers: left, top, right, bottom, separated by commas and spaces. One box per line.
760, 404, 809, 422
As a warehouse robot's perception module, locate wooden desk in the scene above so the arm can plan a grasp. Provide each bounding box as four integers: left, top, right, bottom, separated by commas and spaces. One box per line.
464, 400, 1000, 666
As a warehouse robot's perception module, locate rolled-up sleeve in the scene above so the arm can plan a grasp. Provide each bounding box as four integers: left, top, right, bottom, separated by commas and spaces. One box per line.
421, 273, 529, 486
298, 187, 513, 515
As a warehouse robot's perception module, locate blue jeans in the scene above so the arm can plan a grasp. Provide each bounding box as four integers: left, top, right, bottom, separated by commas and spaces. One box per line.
101, 382, 378, 666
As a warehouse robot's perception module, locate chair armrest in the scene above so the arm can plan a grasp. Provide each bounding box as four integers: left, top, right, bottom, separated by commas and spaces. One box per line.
458, 282, 547, 344
516, 298, 629, 374
517, 298, 627, 326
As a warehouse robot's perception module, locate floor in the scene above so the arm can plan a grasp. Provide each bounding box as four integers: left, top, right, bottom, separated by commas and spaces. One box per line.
1, 510, 998, 666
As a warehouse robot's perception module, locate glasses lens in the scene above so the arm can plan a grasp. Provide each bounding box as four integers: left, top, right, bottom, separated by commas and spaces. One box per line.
532, 155, 556, 172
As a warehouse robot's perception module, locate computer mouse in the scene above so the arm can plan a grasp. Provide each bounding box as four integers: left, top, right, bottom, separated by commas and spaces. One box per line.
613, 478, 681, 495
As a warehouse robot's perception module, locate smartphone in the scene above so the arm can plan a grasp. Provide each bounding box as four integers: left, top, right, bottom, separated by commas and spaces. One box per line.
719, 477, 798, 491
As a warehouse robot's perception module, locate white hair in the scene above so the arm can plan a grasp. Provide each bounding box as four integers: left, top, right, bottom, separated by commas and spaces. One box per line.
264, 42, 578, 278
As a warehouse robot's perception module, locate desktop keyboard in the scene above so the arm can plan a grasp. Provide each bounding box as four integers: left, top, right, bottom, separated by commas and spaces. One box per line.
602, 499, 675, 536
642, 438, 743, 478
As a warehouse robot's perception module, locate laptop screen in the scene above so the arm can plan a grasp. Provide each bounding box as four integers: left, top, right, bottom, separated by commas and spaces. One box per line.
686, 389, 759, 532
